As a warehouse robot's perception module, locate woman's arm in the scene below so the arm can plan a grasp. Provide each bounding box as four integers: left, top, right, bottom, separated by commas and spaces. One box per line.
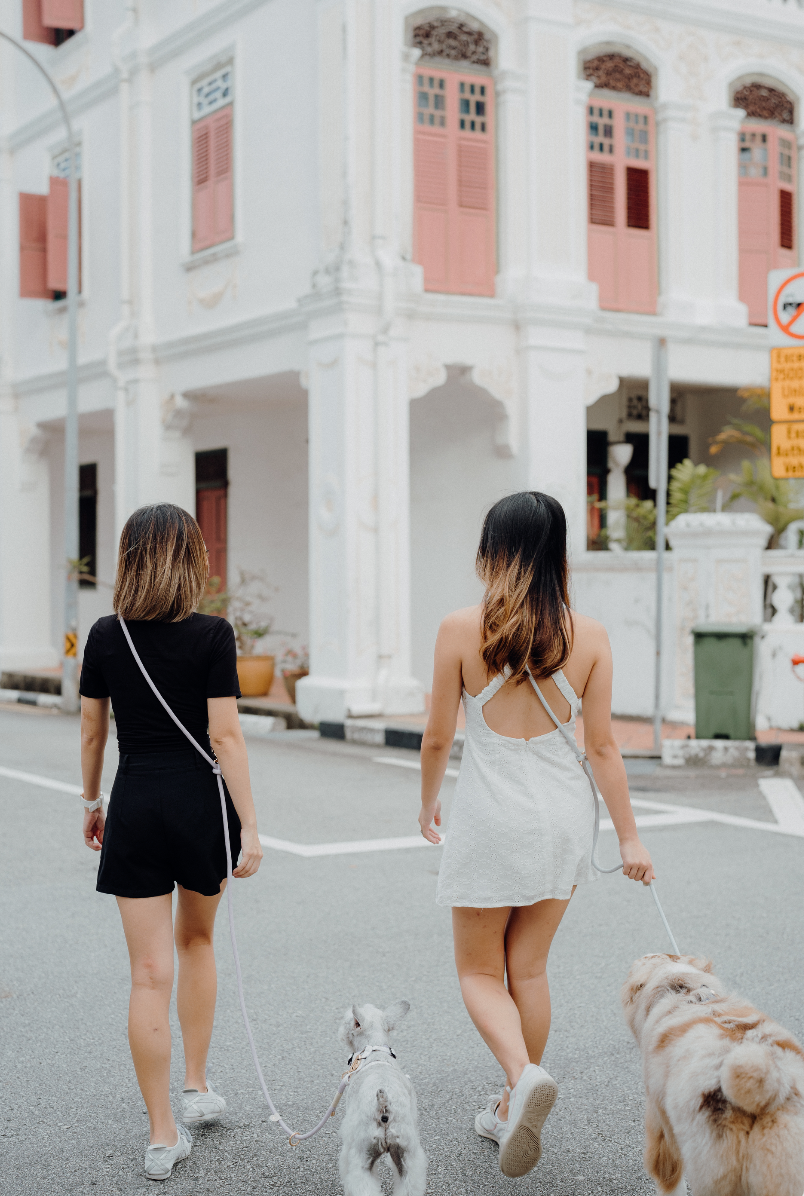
580, 628, 655, 884
81, 696, 110, 851
208, 697, 263, 878
419, 615, 464, 844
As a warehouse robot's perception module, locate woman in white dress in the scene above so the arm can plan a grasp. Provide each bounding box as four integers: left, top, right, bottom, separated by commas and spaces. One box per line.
418, 491, 655, 1179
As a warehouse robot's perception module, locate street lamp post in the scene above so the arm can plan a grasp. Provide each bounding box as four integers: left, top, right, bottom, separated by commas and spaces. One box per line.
0, 30, 80, 712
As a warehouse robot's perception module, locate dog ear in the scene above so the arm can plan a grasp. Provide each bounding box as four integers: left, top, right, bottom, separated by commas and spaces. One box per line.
351, 1004, 362, 1029
685, 956, 714, 974
382, 1000, 410, 1031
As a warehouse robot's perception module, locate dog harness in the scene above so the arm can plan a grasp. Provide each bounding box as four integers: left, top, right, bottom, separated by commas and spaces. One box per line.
346, 1045, 398, 1075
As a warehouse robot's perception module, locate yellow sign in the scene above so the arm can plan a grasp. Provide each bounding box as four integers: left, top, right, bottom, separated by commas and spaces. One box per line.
770, 346, 804, 420
771, 421, 804, 478
64, 632, 77, 658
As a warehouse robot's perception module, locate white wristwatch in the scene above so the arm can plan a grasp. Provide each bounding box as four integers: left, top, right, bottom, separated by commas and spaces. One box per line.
81, 792, 106, 812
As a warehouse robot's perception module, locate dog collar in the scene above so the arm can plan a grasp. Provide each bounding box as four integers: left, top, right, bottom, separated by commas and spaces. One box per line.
347, 1044, 396, 1068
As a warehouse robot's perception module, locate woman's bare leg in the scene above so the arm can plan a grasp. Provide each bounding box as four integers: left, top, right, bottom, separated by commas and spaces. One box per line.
117, 894, 177, 1145
175, 883, 225, 1092
500, 894, 573, 1114
453, 907, 530, 1107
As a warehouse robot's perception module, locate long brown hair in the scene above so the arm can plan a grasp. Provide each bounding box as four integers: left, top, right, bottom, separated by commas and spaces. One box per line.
476, 492, 572, 682
113, 504, 209, 622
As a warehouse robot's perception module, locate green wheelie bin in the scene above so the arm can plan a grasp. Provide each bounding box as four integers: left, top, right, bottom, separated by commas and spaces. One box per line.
692, 623, 759, 740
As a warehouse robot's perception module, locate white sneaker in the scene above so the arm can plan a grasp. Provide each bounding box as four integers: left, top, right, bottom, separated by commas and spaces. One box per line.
144, 1124, 192, 1181
475, 1095, 506, 1144
182, 1079, 227, 1124
498, 1064, 558, 1179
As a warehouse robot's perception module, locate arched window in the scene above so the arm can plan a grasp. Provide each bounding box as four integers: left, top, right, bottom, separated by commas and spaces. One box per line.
733, 82, 796, 325
410, 17, 496, 297
583, 53, 657, 314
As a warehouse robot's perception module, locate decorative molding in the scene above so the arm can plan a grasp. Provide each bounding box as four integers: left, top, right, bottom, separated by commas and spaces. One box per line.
583, 52, 652, 97
186, 267, 238, 313
182, 239, 242, 272
317, 474, 341, 535
160, 393, 195, 433
408, 354, 447, 399
733, 81, 794, 125
585, 367, 619, 406
411, 18, 492, 67
471, 362, 518, 457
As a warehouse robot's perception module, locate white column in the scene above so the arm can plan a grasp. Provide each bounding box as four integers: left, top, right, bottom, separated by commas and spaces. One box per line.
707, 108, 747, 326
665, 512, 772, 722
495, 67, 528, 300
606, 441, 633, 550
656, 101, 696, 322
0, 405, 56, 669
520, 326, 588, 555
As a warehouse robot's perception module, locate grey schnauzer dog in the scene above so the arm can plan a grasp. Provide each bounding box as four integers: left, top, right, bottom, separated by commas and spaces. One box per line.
338, 1001, 427, 1196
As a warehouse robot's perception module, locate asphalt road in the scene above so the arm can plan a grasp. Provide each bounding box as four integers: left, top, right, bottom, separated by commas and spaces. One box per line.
2, 703, 803, 1196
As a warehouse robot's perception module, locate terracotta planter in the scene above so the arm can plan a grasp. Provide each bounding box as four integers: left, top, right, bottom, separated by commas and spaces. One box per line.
236, 655, 275, 697
282, 668, 309, 705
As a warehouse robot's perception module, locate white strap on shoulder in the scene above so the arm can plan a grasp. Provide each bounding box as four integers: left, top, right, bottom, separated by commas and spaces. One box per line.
525, 667, 584, 762
472, 668, 510, 707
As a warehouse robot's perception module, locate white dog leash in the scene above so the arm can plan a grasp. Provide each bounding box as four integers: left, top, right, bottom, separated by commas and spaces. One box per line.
119, 616, 351, 1145
526, 669, 681, 955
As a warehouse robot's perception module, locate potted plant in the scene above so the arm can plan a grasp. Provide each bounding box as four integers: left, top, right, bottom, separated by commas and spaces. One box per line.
279, 644, 309, 704
200, 570, 278, 696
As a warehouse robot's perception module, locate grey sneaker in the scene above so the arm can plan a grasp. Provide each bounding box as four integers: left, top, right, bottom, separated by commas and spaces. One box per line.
475, 1095, 506, 1144
182, 1079, 227, 1124
144, 1124, 192, 1181
498, 1064, 558, 1178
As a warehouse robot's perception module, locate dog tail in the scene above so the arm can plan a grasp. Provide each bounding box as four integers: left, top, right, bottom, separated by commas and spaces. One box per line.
720, 1041, 793, 1115
375, 1089, 391, 1126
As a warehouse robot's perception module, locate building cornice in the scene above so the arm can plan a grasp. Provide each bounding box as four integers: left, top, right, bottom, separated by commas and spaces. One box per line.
578, 0, 804, 47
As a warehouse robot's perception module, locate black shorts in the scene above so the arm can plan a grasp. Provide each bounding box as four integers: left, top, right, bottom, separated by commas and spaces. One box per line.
96, 749, 242, 899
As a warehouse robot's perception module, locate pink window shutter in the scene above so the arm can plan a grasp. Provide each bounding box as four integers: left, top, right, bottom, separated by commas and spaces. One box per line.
586, 100, 656, 313
19, 193, 51, 299
453, 72, 495, 296
738, 124, 774, 325
772, 128, 796, 271
413, 71, 450, 292
22, 0, 56, 43
192, 116, 215, 253
41, 0, 84, 29
211, 108, 234, 244
46, 175, 69, 291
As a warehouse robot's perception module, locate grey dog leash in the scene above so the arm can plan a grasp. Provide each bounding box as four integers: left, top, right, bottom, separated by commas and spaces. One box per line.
118, 616, 350, 1144
525, 668, 681, 955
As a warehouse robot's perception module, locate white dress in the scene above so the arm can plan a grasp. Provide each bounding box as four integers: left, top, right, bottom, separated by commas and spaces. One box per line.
436, 667, 599, 908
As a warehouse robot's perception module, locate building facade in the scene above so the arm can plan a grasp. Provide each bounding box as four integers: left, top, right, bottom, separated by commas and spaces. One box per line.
0, 0, 802, 721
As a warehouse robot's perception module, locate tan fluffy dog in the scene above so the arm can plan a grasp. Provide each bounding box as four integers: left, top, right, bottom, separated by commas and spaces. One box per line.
622, 953, 804, 1196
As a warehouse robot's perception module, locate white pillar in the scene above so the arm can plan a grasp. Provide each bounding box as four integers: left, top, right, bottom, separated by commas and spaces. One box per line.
0, 405, 56, 669
656, 101, 696, 322
606, 441, 633, 550
665, 512, 772, 722
495, 67, 528, 300
707, 108, 747, 326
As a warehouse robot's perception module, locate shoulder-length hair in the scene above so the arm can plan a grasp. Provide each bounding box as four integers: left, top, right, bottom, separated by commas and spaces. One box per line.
476, 491, 572, 682
113, 504, 209, 622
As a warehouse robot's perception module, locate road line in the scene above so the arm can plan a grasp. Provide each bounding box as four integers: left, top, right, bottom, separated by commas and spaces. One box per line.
0, 765, 82, 795
758, 777, 804, 836
258, 833, 441, 857
373, 755, 459, 778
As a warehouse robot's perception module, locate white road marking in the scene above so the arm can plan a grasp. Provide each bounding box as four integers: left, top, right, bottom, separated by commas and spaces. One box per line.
757, 778, 804, 836
258, 833, 441, 857
373, 755, 460, 778
0, 765, 82, 795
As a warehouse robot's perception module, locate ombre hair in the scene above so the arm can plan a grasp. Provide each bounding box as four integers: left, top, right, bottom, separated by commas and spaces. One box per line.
476, 492, 572, 682
113, 504, 209, 622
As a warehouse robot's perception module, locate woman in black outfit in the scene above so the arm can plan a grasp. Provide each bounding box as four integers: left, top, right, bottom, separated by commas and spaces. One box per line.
80, 503, 263, 1181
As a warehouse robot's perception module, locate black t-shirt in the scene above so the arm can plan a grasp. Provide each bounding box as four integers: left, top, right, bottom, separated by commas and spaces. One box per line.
79, 614, 241, 754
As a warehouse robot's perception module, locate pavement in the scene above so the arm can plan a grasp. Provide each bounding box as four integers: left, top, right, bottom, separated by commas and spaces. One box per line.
1, 702, 803, 1196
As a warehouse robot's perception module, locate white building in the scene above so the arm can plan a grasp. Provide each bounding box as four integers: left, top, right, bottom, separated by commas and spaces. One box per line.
0, 0, 802, 723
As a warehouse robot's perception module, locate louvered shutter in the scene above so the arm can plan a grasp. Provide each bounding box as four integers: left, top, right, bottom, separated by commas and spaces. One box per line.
413, 72, 450, 291
19, 193, 51, 299
192, 116, 215, 252
738, 126, 796, 325
211, 107, 234, 244
454, 73, 495, 296
586, 100, 656, 313
413, 70, 495, 296
46, 176, 81, 293
41, 0, 84, 29
22, 0, 55, 43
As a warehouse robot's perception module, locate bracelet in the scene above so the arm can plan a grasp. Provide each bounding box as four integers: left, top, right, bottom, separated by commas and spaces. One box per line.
81, 792, 106, 812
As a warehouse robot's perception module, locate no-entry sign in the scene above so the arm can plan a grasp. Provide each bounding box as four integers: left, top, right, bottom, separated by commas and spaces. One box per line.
768, 269, 804, 346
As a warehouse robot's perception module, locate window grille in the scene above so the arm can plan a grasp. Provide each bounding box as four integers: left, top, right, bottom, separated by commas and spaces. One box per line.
192, 66, 233, 121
